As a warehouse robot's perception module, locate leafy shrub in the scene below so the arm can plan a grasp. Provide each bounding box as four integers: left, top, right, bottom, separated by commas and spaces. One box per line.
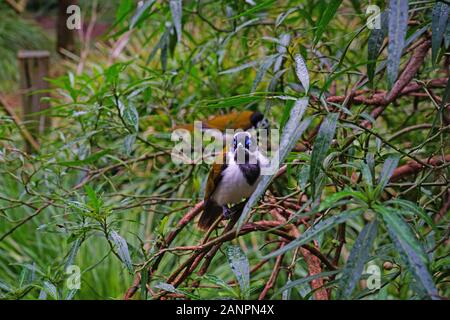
0, 0, 448, 300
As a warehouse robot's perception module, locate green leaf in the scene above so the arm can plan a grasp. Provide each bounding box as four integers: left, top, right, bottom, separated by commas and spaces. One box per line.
385, 199, 436, 231
337, 220, 378, 299
441, 74, 450, 109
116, 0, 134, 26
109, 230, 134, 274
350, 0, 362, 14
42, 281, 58, 300
204, 274, 237, 297
57, 149, 110, 166
65, 289, 77, 300
274, 33, 290, 72
237, 98, 312, 230
367, 11, 387, 86
279, 99, 295, 130
445, 21, 450, 48
309, 113, 339, 198
18, 265, 33, 288
219, 61, 258, 75
376, 205, 439, 299
252, 55, 276, 92
130, 0, 156, 29
264, 209, 363, 259
205, 94, 264, 109
169, 0, 182, 43
122, 102, 139, 132
297, 164, 310, 191
226, 246, 250, 298
0, 281, 11, 293
140, 268, 148, 300
314, 0, 343, 45
431, 2, 449, 65
84, 184, 100, 209
294, 53, 309, 92
276, 7, 297, 28
65, 238, 82, 268
154, 282, 199, 300
387, 0, 409, 87
360, 161, 374, 193
318, 189, 368, 211
373, 155, 400, 199
146, 28, 169, 65
271, 271, 339, 299
229, 0, 276, 19
124, 134, 136, 155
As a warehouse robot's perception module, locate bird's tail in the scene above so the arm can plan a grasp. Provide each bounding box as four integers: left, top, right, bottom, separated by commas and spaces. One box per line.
198, 200, 223, 230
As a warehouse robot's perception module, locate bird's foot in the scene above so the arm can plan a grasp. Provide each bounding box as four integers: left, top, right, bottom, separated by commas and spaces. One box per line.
222, 205, 233, 219
223, 201, 248, 220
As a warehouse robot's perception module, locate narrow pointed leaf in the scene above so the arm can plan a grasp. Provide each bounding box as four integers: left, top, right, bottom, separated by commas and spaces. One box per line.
130, 0, 156, 29
226, 246, 250, 297
386, 199, 436, 231
229, 0, 276, 19
376, 205, 439, 299
318, 189, 367, 211
338, 220, 378, 299
367, 11, 388, 86
373, 155, 400, 198
252, 55, 276, 92
314, 0, 343, 45
43, 281, 58, 300
169, 0, 182, 43
431, 2, 449, 64
441, 73, 450, 108
309, 113, 339, 198
274, 33, 290, 72
57, 149, 110, 166
294, 53, 309, 92
271, 270, 338, 299
65, 238, 81, 268
109, 230, 134, 274
154, 282, 199, 299
387, 0, 409, 87
264, 209, 363, 259
219, 61, 258, 75
122, 102, 139, 132
204, 275, 236, 296
276, 7, 297, 28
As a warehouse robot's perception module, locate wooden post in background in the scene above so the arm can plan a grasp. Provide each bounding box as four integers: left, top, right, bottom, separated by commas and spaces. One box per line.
57, 0, 78, 56
18, 50, 50, 153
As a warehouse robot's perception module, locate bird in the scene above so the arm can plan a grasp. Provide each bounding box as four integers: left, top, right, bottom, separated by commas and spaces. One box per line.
198, 131, 268, 230
175, 110, 269, 132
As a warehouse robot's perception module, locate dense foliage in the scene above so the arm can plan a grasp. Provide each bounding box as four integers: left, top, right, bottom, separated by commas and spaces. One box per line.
0, 0, 449, 300
0, 4, 51, 91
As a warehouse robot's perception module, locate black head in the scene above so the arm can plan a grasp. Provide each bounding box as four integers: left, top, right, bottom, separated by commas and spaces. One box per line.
233, 131, 252, 151
250, 111, 269, 129
232, 131, 258, 164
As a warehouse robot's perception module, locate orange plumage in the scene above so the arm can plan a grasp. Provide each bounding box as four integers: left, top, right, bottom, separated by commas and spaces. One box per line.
198, 149, 227, 230
174, 111, 261, 132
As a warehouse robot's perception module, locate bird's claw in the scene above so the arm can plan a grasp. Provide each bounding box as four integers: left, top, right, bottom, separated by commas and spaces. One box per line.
222, 206, 232, 219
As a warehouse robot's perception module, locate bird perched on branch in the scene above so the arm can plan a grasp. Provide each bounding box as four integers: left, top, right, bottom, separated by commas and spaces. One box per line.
175, 110, 269, 132
198, 131, 268, 230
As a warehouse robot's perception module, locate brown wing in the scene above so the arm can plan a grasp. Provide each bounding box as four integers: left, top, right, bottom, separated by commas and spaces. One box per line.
204, 149, 227, 200
173, 122, 211, 132
206, 111, 253, 130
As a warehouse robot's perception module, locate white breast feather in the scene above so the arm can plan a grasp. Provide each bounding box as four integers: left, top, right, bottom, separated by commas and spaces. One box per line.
211, 151, 262, 206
